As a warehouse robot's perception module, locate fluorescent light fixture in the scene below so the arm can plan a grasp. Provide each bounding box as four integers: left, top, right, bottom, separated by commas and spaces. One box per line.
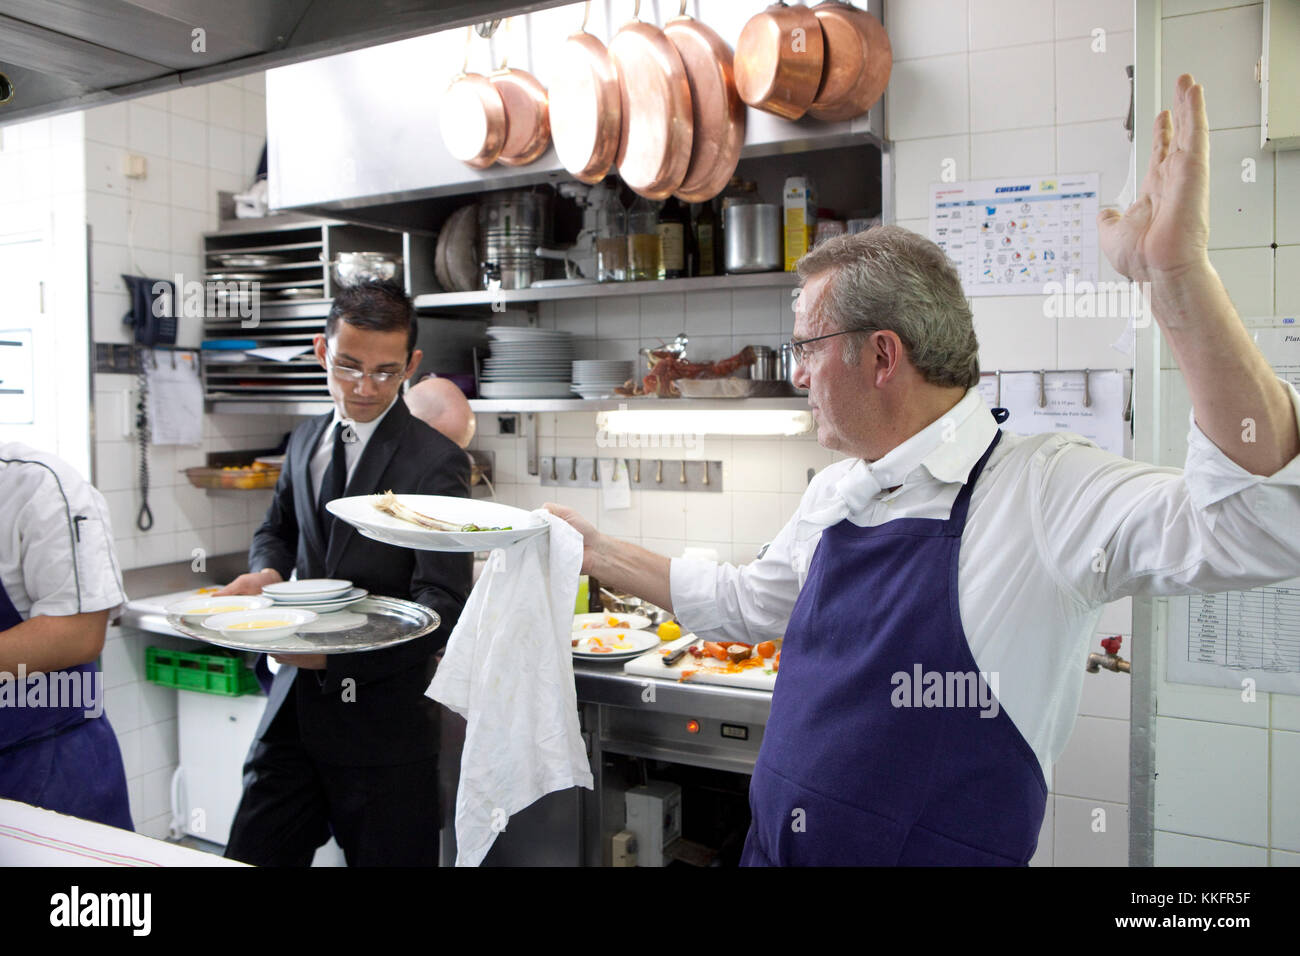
596, 408, 814, 438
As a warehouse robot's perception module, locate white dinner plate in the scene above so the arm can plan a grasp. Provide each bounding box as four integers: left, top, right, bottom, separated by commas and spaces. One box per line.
262, 578, 353, 600
571, 628, 661, 661
327, 494, 548, 552
479, 382, 576, 399
166, 595, 273, 622
573, 612, 652, 632
268, 587, 369, 611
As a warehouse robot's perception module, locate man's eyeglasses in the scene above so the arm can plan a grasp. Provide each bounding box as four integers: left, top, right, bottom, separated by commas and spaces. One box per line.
786, 328, 864, 365
325, 347, 406, 385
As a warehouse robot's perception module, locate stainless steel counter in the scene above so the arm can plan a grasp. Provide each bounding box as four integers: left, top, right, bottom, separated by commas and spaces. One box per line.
117, 552, 251, 639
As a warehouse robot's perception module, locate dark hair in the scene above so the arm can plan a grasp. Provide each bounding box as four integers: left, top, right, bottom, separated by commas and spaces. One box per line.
325, 280, 417, 355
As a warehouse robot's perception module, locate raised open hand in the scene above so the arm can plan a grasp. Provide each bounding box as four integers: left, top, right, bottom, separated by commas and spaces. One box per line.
1098, 73, 1211, 284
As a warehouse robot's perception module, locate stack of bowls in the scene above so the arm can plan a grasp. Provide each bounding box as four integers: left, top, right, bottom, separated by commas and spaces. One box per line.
571, 360, 634, 399
479, 327, 576, 399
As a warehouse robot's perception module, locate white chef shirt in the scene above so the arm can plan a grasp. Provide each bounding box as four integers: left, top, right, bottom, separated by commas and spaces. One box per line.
671, 382, 1300, 780
308, 394, 401, 504
0, 443, 127, 622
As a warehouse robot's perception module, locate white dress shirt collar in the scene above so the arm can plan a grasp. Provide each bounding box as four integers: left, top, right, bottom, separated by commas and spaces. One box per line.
849, 387, 996, 498
325, 392, 401, 447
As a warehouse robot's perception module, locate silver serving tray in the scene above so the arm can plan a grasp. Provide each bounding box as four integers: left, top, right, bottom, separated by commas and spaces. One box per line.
166, 595, 440, 654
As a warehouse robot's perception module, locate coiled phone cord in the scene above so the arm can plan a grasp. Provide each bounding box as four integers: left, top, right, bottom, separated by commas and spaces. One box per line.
135, 350, 154, 531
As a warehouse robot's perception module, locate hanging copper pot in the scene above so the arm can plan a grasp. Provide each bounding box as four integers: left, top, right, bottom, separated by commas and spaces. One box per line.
549, 2, 622, 184
489, 18, 551, 167
440, 28, 507, 169
808, 1, 892, 122
609, 0, 694, 200
734, 2, 825, 121
664, 0, 747, 203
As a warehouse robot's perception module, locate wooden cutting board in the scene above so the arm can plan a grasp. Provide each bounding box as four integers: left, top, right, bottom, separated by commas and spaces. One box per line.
623, 635, 780, 691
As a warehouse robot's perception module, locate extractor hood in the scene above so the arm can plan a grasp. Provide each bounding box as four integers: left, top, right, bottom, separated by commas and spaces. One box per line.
0, 0, 572, 125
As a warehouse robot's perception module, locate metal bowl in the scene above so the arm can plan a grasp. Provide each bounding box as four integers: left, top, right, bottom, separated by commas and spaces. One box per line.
331, 252, 402, 287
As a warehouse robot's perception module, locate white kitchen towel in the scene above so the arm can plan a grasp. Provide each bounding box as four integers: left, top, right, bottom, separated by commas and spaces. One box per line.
426, 509, 592, 866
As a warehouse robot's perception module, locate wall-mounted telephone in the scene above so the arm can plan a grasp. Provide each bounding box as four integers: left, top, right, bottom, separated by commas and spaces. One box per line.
121, 275, 177, 346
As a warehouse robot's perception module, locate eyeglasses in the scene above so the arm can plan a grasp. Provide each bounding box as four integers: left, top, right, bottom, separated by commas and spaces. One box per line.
325, 347, 406, 385
786, 328, 864, 365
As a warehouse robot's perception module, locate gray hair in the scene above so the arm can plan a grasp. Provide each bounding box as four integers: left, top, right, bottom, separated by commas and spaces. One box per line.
795, 225, 979, 388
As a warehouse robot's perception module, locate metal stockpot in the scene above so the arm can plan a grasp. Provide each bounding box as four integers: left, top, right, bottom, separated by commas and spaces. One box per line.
724, 203, 781, 274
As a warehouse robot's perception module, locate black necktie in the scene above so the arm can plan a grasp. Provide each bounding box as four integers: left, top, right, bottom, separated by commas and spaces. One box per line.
317, 421, 347, 535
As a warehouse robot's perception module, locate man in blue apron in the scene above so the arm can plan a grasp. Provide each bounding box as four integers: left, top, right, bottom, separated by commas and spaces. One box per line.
0, 444, 132, 830
547, 75, 1300, 864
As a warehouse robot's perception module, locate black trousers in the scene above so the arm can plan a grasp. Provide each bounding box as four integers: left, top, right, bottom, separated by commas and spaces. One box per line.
224, 690, 441, 867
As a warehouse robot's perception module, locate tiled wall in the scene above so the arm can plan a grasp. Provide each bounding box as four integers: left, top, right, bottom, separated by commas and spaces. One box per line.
1149, 0, 1300, 867
77, 75, 291, 836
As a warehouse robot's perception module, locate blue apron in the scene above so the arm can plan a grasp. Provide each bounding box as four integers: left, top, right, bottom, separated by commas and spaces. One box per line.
742, 429, 1046, 866
0, 580, 132, 830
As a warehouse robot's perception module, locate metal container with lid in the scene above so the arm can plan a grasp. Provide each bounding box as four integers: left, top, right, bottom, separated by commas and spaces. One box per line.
478, 190, 548, 289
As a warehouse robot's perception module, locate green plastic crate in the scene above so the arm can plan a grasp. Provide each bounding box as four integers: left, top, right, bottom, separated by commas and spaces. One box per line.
145, 646, 259, 697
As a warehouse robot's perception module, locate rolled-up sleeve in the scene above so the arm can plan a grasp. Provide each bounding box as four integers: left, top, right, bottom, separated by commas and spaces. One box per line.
1036, 377, 1300, 605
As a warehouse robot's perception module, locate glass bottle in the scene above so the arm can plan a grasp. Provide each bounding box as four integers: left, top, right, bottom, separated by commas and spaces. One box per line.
626, 195, 662, 282
596, 199, 627, 283
658, 196, 688, 279
694, 200, 720, 277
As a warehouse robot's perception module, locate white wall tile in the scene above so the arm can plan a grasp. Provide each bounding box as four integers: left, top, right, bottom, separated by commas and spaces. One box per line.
1056, 120, 1132, 205
639, 489, 687, 540
1056, 0, 1134, 39
1155, 829, 1268, 865
1055, 33, 1134, 125
1056, 309, 1134, 368
84, 142, 129, 196
1278, 150, 1300, 245
1163, 0, 1255, 14
884, 0, 968, 59
127, 103, 169, 159
971, 45, 1056, 132
1154, 715, 1268, 844
596, 298, 638, 338
135, 765, 173, 823
727, 439, 786, 492
730, 491, 786, 544
1207, 246, 1274, 317
207, 82, 245, 132
886, 54, 970, 141
1159, 675, 1269, 727
971, 295, 1058, 369
684, 290, 731, 336
1053, 795, 1128, 865
170, 115, 207, 168
1054, 715, 1130, 802
208, 125, 246, 177
1161, 4, 1262, 131
1277, 245, 1300, 313
84, 101, 128, 147
138, 717, 179, 775
170, 160, 208, 213
968, 0, 1055, 49
1078, 666, 1131, 720
684, 491, 732, 545
1207, 127, 1275, 249
242, 91, 267, 137
86, 192, 130, 243
1274, 849, 1300, 866
1271, 729, 1300, 851
167, 85, 207, 122
1275, 693, 1300, 733
970, 127, 1054, 180
894, 135, 970, 220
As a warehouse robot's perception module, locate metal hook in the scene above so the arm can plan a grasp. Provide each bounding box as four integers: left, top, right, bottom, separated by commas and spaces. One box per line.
702, 461, 710, 486
655, 459, 663, 484
678, 0, 688, 17
1082, 368, 1092, 408
549, 456, 557, 481
634, 459, 641, 483
581, 0, 591, 32
569, 457, 577, 481
633, 0, 641, 21
1037, 370, 1046, 408
591, 457, 598, 482
679, 460, 687, 484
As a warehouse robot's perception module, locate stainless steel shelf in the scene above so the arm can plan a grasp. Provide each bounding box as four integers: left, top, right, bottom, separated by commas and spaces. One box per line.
210, 396, 811, 416
413, 271, 799, 310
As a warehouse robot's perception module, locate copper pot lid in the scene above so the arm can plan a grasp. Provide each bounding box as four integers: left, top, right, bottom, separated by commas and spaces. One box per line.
490, 67, 551, 166
440, 28, 507, 169
809, 1, 892, 122
734, 2, 825, 121
665, 3, 747, 203
609, 13, 694, 200
549, 7, 622, 184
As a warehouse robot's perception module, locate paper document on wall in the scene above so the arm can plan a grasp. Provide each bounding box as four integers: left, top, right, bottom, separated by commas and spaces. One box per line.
598, 458, 630, 510
997, 370, 1128, 456
146, 349, 202, 445
930, 173, 1099, 297
977, 372, 999, 408
1167, 318, 1300, 695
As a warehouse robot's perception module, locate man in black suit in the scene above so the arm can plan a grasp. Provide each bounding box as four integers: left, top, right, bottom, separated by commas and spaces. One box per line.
217, 280, 471, 866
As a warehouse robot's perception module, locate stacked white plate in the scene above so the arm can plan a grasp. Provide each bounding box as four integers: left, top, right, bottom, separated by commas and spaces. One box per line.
480, 327, 575, 399
571, 360, 634, 400
262, 578, 368, 612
